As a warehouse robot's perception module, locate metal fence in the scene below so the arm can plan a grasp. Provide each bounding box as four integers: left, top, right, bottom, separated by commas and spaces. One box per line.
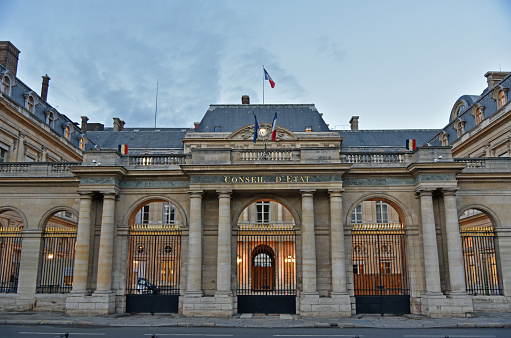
236, 223, 296, 296
0, 227, 22, 293
36, 227, 77, 293
461, 226, 501, 295
126, 224, 181, 295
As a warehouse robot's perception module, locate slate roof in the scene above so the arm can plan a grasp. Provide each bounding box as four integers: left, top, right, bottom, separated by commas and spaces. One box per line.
337, 129, 441, 148
87, 129, 192, 150
195, 104, 330, 133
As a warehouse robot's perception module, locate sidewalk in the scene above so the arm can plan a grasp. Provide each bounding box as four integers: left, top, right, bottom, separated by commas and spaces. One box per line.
1, 311, 511, 329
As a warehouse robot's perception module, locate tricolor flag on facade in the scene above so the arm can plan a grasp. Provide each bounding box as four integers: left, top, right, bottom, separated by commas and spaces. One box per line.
118, 144, 128, 155
271, 112, 278, 141
406, 139, 416, 150
253, 113, 259, 143
264, 68, 275, 88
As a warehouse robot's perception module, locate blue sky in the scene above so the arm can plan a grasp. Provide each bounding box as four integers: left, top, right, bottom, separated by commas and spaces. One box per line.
1, 0, 510, 130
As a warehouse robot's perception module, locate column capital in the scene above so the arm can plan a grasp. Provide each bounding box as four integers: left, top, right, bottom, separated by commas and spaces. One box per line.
217, 189, 232, 197
78, 192, 93, 199
300, 189, 315, 197
102, 192, 117, 200
416, 188, 434, 197
442, 188, 458, 197
188, 189, 203, 198
328, 189, 344, 198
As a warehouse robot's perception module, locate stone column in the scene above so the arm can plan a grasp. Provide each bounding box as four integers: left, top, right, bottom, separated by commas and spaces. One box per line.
216, 190, 232, 294
301, 189, 317, 295
95, 193, 116, 292
186, 190, 203, 295
443, 189, 467, 294
418, 189, 442, 294
329, 190, 347, 294
71, 193, 93, 293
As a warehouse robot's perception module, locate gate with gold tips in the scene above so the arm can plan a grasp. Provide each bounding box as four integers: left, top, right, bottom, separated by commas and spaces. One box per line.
236, 223, 296, 314
126, 223, 181, 314
352, 223, 410, 315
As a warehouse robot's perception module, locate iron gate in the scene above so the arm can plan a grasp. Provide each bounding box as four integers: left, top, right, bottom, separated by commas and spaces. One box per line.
461, 225, 501, 295
0, 227, 22, 293
126, 224, 181, 314
352, 223, 410, 315
237, 223, 296, 314
36, 226, 76, 293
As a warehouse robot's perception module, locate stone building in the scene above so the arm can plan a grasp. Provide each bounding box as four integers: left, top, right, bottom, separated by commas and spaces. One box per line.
0, 41, 511, 318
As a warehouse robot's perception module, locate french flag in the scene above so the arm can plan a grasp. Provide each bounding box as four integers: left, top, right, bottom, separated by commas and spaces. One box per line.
264, 68, 275, 88
271, 112, 277, 141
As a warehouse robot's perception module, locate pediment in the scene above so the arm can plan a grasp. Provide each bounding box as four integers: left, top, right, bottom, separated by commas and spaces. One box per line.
227, 123, 298, 141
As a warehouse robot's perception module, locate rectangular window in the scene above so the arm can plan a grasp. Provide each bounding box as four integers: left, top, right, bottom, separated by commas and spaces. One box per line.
136, 205, 150, 224
380, 261, 391, 274
305, 126, 312, 132
376, 201, 389, 223
353, 262, 364, 274
351, 204, 363, 223
163, 203, 175, 224
256, 201, 270, 223
0, 148, 6, 162
214, 126, 221, 132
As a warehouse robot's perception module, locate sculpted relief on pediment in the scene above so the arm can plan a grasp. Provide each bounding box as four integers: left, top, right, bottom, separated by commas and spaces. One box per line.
228, 123, 297, 141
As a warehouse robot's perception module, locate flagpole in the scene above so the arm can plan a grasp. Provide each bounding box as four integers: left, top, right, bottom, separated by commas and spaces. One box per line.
262, 65, 265, 104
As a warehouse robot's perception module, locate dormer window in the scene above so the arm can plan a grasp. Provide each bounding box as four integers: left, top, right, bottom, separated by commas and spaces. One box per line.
305, 126, 312, 132
65, 126, 70, 139
63, 122, 74, 140
1, 71, 16, 96
439, 131, 449, 146
492, 85, 509, 109
471, 104, 485, 125
79, 137, 85, 150
454, 119, 465, 138
450, 100, 469, 122
23, 91, 39, 113
45, 108, 58, 129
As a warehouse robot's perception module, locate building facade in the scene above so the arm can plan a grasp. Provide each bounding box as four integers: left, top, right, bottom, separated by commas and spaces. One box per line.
0, 42, 511, 318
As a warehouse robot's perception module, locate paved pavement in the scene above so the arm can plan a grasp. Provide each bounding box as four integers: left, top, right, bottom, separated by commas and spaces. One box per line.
0, 311, 511, 328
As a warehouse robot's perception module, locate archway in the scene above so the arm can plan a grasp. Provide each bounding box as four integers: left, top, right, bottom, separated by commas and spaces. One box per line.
459, 208, 501, 295
236, 199, 296, 314
125, 199, 182, 314
350, 198, 410, 315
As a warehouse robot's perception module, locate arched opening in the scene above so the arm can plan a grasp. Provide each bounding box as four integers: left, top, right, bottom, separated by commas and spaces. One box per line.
36, 210, 78, 294
0, 209, 24, 293
126, 199, 182, 313
459, 208, 501, 295
350, 198, 410, 315
236, 199, 296, 314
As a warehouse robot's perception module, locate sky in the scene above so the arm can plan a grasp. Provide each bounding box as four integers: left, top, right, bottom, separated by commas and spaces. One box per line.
1, 0, 511, 131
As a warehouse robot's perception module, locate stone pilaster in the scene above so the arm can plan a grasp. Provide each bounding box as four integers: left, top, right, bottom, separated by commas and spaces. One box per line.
418, 189, 442, 295
95, 193, 117, 292
186, 190, 203, 295
442, 189, 467, 295
300, 189, 319, 315
216, 190, 232, 295
328, 189, 351, 316
16, 229, 44, 310
70, 193, 93, 294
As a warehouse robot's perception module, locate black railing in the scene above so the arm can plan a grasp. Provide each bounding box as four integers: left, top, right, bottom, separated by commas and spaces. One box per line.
126, 224, 181, 295
0, 227, 22, 293
36, 227, 77, 294
461, 226, 502, 295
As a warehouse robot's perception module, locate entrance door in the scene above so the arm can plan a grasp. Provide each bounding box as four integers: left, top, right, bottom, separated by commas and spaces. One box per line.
237, 223, 296, 314
352, 223, 410, 315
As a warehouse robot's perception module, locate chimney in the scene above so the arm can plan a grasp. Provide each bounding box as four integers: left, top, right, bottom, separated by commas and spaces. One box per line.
113, 117, 125, 131
194, 122, 200, 131
0, 41, 20, 76
81, 116, 89, 135
349, 116, 359, 130
485, 71, 511, 89
41, 74, 50, 101
241, 95, 250, 104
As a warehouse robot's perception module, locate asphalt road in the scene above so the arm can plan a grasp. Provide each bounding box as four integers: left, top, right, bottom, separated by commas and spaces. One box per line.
1, 325, 511, 338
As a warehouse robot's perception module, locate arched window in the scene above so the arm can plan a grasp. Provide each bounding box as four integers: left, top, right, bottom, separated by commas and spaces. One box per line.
23, 92, 39, 113
498, 90, 507, 108
79, 137, 85, 150
454, 119, 465, 138
1, 71, 15, 96
1, 76, 10, 94
65, 126, 70, 139
28, 96, 35, 112
476, 107, 484, 124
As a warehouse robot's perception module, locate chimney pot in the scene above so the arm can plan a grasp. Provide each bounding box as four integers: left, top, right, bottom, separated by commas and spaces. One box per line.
113, 117, 125, 131
349, 116, 359, 131
485, 71, 511, 89
241, 95, 250, 104
0, 41, 20, 76
41, 74, 50, 101
81, 116, 89, 135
